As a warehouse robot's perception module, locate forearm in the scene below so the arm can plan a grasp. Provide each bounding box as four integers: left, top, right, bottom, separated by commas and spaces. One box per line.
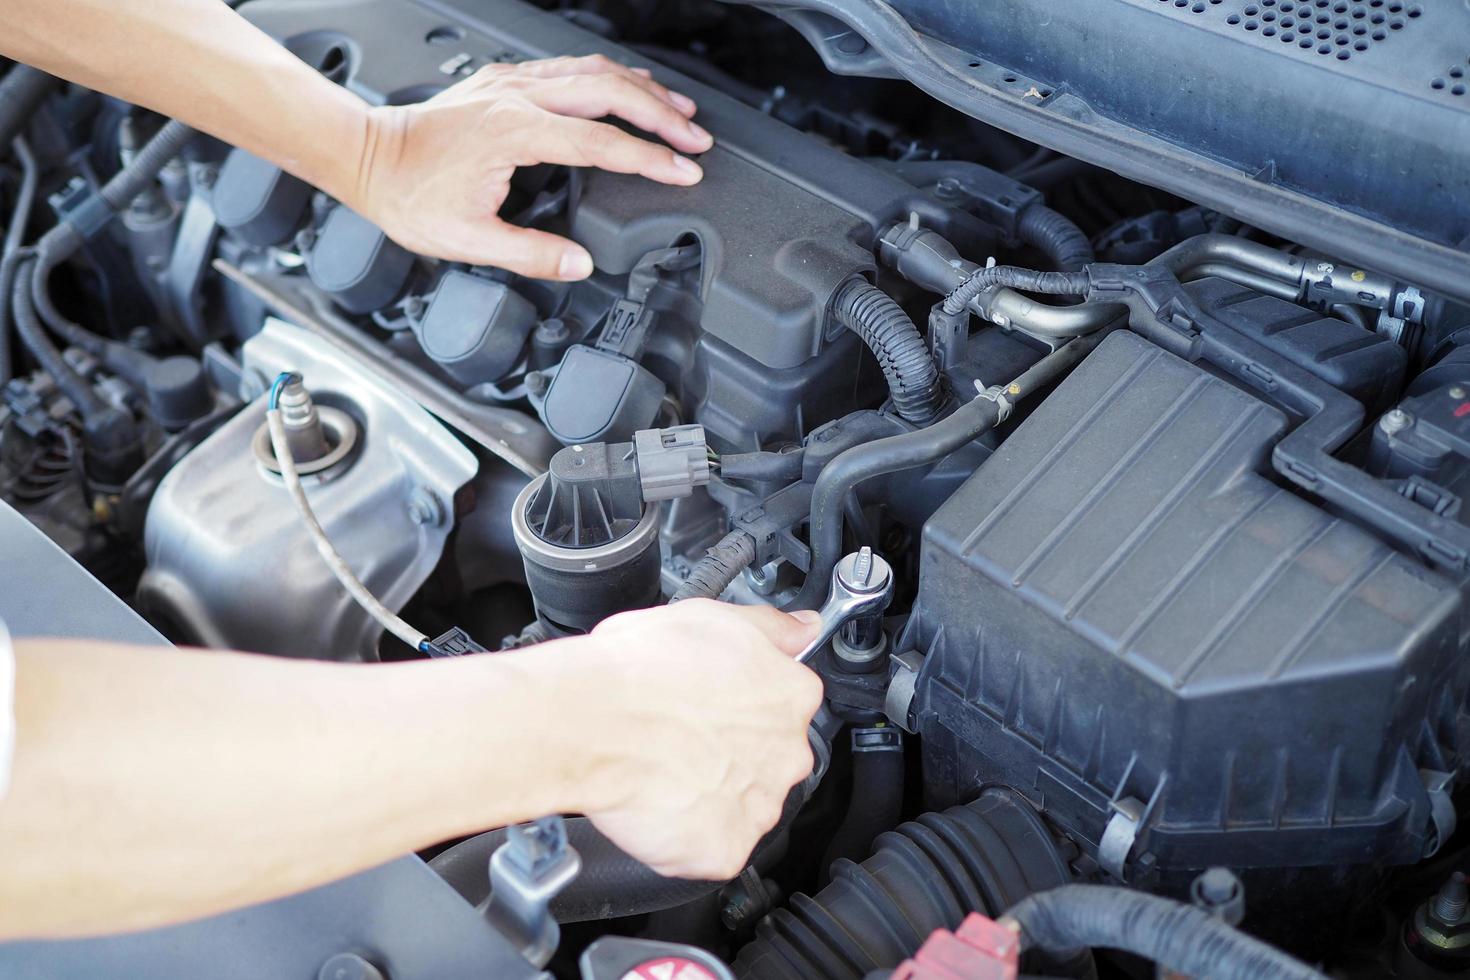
0, 0, 366, 203
0, 638, 605, 939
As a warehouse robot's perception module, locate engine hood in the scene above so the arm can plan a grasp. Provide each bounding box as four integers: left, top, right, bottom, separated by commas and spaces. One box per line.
732, 0, 1470, 304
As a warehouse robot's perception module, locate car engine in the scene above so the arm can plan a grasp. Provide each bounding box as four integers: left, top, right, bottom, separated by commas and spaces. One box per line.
3, 0, 1470, 976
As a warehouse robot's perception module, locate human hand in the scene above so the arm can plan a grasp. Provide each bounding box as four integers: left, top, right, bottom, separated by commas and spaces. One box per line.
564, 600, 824, 880
345, 55, 712, 280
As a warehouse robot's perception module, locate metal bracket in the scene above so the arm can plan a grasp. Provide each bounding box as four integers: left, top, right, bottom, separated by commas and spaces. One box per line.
481, 816, 582, 968
1098, 796, 1145, 881
884, 650, 925, 733
1421, 769, 1457, 859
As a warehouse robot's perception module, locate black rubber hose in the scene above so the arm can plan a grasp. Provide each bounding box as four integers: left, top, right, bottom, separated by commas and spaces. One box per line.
734, 789, 1087, 980
36, 119, 194, 264
28, 120, 192, 386
1003, 885, 1325, 980
818, 733, 903, 884
785, 331, 1106, 612
431, 775, 814, 923
11, 255, 141, 483
433, 818, 722, 922
30, 250, 153, 388
0, 66, 60, 153
942, 266, 1092, 316
719, 448, 805, 484
1017, 205, 1094, 273
670, 529, 758, 603
830, 278, 942, 426
10, 256, 105, 418
99, 119, 194, 212
0, 248, 28, 386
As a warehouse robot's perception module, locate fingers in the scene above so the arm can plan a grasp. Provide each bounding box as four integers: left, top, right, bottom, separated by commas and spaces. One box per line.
451, 220, 594, 281
717, 602, 823, 658
535, 116, 704, 186
528, 74, 711, 155
510, 54, 698, 117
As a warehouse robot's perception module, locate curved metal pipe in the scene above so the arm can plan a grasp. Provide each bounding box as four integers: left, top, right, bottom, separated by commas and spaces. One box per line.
881, 224, 1395, 342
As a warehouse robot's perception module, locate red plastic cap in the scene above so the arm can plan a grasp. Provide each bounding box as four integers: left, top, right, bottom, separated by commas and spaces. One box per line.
890, 913, 1020, 980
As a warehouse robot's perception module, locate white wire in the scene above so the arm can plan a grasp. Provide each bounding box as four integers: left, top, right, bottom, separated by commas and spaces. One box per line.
266, 408, 431, 652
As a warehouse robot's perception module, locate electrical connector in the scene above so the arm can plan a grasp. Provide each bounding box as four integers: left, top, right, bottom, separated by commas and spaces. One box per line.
634, 424, 711, 502
424, 626, 489, 658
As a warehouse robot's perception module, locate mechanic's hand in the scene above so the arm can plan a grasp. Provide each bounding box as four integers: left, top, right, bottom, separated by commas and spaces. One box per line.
346, 55, 711, 281
570, 600, 824, 880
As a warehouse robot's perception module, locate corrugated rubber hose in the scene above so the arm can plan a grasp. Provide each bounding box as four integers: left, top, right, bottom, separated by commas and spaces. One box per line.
1003, 885, 1325, 980
942, 266, 1092, 316
830, 278, 942, 426
1017, 204, 1095, 272
669, 529, 758, 603
0, 66, 60, 152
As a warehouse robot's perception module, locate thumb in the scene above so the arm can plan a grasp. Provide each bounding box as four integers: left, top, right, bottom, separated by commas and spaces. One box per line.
459, 220, 594, 281
726, 604, 822, 658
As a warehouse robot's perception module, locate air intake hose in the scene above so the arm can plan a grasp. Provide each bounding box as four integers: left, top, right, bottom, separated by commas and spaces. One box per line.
733, 789, 1089, 980
830, 278, 942, 426
1017, 205, 1095, 273
1003, 885, 1325, 980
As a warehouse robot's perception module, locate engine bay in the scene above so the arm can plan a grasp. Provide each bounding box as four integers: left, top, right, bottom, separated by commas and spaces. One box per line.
5, 0, 1470, 976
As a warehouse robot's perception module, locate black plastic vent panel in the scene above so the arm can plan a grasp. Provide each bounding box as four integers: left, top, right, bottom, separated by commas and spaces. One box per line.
1431, 57, 1470, 98
1226, 0, 1422, 61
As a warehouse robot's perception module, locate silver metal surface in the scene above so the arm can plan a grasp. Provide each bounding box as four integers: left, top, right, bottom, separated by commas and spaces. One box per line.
510, 473, 663, 574
884, 650, 924, 733
138, 318, 478, 660
213, 258, 559, 478
251, 406, 358, 475
795, 547, 895, 664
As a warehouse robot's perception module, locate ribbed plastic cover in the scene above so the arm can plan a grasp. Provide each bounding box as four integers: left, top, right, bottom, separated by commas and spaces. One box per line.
911, 331, 1463, 872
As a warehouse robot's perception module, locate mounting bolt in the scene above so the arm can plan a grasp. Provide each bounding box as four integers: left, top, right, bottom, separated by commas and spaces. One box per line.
1434, 872, 1469, 924
720, 892, 753, 930
317, 953, 385, 980
1380, 408, 1413, 436
408, 488, 444, 528
1190, 867, 1246, 927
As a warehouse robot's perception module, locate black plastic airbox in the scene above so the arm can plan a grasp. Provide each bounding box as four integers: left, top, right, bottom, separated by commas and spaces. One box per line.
907, 330, 1465, 876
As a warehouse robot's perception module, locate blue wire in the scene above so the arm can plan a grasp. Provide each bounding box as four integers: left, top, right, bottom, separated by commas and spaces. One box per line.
267, 372, 300, 411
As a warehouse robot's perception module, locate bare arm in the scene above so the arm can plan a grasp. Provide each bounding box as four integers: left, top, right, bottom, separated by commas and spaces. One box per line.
0, 601, 821, 939
0, 0, 713, 278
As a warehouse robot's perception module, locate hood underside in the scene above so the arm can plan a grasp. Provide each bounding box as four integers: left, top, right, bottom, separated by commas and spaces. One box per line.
736, 0, 1470, 304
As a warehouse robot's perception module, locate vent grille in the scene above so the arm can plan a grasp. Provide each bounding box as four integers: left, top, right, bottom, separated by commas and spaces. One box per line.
1431, 59, 1470, 97
1154, 0, 1425, 61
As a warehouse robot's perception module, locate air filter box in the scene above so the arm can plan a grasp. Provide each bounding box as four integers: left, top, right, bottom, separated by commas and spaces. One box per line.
906, 330, 1466, 878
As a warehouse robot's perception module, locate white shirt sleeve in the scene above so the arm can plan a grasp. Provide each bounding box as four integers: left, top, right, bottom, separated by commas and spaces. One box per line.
0, 620, 13, 800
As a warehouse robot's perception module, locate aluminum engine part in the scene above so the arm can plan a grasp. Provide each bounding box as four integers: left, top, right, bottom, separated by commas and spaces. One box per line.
137, 318, 477, 659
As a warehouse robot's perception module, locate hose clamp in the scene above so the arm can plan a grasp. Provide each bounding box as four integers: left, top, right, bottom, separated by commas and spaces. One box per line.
974, 382, 1014, 423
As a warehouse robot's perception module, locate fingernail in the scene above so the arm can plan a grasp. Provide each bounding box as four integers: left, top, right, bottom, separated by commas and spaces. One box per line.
559, 247, 593, 280
687, 121, 713, 148
791, 610, 823, 627
672, 155, 703, 181
670, 91, 697, 115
